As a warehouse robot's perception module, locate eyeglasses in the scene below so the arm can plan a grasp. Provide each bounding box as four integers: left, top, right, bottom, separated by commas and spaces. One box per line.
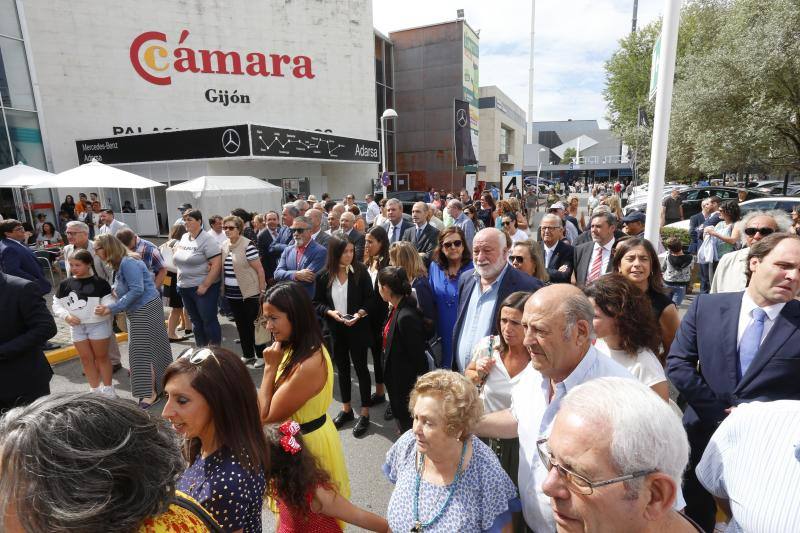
744, 227, 775, 237
540, 226, 560, 232
536, 438, 656, 495
442, 240, 463, 249
502, 221, 513, 226
222, 226, 238, 231
291, 227, 307, 234
509, 255, 525, 263
178, 347, 219, 365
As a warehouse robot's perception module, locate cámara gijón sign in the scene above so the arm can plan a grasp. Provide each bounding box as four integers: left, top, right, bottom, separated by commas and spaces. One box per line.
130, 29, 315, 86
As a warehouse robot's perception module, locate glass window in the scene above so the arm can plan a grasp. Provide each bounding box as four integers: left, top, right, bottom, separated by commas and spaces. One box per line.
375, 37, 384, 85
0, 108, 11, 168
0, 0, 22, 39
385, 43, 393, 88
5, 108, 45, 169
500, 128, 508, 155
134, 188, 153, 210
119, 188, 136, 212
0, 36, 36, 110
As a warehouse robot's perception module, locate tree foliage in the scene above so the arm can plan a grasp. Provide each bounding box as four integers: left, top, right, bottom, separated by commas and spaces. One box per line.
604, 0, 800, 179
560, 147, 577, 164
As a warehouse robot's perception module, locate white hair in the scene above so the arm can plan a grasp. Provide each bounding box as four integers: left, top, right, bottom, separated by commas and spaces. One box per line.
473, 227, 507, 252
385, 198, 402, 209
65, 220, 89, 233
560, 377, 689, 492
737, 209, 792, 244
541, 213, 563, 228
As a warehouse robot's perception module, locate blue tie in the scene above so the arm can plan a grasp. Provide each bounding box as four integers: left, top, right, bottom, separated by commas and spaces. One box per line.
393, 226, 400, 243
416, 228, 422, 241
738, 308, 767, 379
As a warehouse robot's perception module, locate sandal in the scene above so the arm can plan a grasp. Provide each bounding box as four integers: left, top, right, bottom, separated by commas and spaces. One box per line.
138, 392, 162, 410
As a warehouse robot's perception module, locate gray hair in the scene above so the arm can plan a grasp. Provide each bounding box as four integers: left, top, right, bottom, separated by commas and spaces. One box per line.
0, 393, 184, 533
385, 198, 402, 209
293, 199, 308, 211
559, 377, 689, 496
590, 210, 618, 228
413, 201, 430, 213
65, 220, 89, 233
447, 199, 464, 211
282, 204, 299, 217
561, 292, 595, 338
541, 213, 563, 228
738, 209, 792, 244
293, 215, 311, 227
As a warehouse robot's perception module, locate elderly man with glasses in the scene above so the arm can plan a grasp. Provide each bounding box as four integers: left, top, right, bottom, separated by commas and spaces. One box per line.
474, 284, 633, 532
273, 215, 326, 298
540, 378, 700, 532
537, 213, 574, 283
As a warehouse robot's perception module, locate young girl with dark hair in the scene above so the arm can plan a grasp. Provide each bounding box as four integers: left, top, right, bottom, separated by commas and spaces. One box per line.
163, 346, 269, 532
264, 422, 388, 532
377, 266, 429, 432
257, 281, 351, 509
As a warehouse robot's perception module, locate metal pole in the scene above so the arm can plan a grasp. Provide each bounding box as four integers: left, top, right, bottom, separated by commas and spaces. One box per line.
527, 0, 536, 144
632, 0, 639, 33
644, 0, 682, 247
380, 117, 388, 199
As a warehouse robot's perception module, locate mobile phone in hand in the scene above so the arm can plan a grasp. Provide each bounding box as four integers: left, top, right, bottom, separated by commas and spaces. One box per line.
341, 313, 356, 321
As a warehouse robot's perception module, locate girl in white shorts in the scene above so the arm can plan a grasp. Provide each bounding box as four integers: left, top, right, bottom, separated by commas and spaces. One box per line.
52, 249, 116, 396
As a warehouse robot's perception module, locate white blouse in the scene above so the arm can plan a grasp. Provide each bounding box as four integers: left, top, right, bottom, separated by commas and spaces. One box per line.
331, 275, 348, 315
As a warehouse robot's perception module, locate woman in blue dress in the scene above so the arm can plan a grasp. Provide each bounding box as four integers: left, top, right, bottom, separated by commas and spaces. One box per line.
428, 227, 474, 369
383, 370, 519, 532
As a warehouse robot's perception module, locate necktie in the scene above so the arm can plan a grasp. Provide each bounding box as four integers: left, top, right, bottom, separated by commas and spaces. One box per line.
393, 226, 400, 243
416, 228, 422, 241
586, 245, 604, 283
738, 308, 767, 379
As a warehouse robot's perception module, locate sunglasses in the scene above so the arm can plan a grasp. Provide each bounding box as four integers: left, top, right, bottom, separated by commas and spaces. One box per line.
744, 227, 775, 237
222, 226, 237, 230
291, 227, 307, 233
502, 221, 513, 226
442, 240, 463, 249
509, 255, 526, 263
178, 347, 219, 365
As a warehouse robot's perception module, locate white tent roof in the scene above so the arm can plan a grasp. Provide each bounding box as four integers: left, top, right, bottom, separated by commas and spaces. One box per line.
0, 162, 55, 187
166, 176, 283, 221
27, 159, 165, 189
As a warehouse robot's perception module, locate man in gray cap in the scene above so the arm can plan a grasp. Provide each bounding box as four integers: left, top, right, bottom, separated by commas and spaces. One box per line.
621, 210, 646, 238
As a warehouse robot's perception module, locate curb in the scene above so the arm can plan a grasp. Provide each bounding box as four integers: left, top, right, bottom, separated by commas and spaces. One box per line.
46, 332, 129, 365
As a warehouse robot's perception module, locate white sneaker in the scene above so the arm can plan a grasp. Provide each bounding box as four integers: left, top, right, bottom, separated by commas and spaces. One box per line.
240, 356, 256, 366
100, 385, 119, 399
253, 358, 265, 368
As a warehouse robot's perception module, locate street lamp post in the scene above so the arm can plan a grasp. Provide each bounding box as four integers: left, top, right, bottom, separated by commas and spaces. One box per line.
536, 147, 547, 189
380, 108, 397, 200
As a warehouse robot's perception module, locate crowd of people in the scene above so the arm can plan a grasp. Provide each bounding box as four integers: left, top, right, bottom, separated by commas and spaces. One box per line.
1, 181, 799, 532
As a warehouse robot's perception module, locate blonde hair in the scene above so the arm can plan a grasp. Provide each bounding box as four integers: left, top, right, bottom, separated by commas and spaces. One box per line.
222, 215, 244, 232
496, 200, 512, 216
389, 241, 427, 281
93, 234, 137, 269
512, 240, 550, 282
409, 370, 484, 439
508, 198, 520, 212
603, 195, 623, 219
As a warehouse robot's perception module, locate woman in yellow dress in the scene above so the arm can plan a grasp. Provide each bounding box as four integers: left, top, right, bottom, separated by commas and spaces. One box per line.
258, 281, 351, 504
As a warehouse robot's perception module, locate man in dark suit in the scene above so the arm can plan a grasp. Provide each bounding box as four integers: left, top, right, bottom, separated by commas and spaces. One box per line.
452, 228, 543, 372
538, 213, 574, 283
335, 212, 365, 260
572, 206, 625, 246
403, 201, 440, 265
307, 209, 331, 248
274, 215, 327, 298
257, 210, 282, 282
689, 196, 722, 293
667, 233, 800, 531
0, 272, 58, 411
268, 204, 298, 260
382, 198, 413, 244
572, 211, 618, 287
0, 219, 51, 296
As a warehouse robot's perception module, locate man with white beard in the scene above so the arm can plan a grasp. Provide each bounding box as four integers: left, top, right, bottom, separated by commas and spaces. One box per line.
451, 227, 543, 372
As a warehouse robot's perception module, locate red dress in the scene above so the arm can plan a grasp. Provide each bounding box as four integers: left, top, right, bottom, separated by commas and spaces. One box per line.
276, 493, 343, 533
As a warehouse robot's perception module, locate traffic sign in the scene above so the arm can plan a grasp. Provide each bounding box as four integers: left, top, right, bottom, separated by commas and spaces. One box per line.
501, 172, 520, 198
381, 171, 391, 187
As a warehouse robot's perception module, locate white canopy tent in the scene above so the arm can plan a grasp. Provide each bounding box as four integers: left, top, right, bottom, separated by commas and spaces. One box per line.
0, 163, 57, 223
26, 159, 165, 190
166, 176, 283, 221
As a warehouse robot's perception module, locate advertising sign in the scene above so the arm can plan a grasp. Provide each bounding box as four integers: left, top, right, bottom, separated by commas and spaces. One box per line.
462, 23, 480, 164
250, 125, 379, 163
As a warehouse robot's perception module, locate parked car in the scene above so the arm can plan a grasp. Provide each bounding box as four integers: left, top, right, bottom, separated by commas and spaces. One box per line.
388, 190, 429, 213
738, 197, 800, 216
765, 183, 800, 196
624, 186, 765, 219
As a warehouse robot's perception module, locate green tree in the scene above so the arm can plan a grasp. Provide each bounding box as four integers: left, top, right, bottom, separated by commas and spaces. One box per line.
560, 147, 577, 164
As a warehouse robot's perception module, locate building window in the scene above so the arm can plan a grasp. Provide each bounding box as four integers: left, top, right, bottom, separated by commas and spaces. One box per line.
500, 127, 508, 155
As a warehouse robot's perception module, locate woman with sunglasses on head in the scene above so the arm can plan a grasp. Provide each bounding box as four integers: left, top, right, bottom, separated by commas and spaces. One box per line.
220, 215, 267, 367
314, 237, 375, 438
163, 346, 269, 532
364, 225, 391, 412
500, 212, 529, 244
428, 227, 474, 369
93, 233, 172, 409
257, 282, 351, 511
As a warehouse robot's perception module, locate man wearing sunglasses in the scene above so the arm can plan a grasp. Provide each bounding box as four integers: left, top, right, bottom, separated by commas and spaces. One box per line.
710, 210, 789, 293
541, 378, 700, 532
668, 232, 800, 531
273, 215, 326, 298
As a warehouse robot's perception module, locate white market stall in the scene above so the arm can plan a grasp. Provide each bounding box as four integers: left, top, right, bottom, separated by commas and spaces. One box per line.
165, 176, 283, 224
27, 159, 166, 236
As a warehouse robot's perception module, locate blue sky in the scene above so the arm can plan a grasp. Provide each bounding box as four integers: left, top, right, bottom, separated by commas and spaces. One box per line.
373, 0, 663, 128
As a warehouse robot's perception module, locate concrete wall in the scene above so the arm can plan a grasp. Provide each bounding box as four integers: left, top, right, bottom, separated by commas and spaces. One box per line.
478, 86, 525, 183
21, 0, 378, 193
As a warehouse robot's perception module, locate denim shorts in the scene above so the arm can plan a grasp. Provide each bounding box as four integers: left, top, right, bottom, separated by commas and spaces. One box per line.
70, 320, 113, 342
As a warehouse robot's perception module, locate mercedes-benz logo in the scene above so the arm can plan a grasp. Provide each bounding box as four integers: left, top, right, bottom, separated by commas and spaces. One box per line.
222, 129, 241, 154
456, 109, 468, 127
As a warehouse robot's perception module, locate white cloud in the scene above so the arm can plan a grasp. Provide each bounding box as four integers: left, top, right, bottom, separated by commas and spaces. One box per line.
373, 0, 663, 127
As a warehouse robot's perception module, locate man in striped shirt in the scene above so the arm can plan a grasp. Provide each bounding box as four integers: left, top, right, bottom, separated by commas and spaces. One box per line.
116, 228, 166, 289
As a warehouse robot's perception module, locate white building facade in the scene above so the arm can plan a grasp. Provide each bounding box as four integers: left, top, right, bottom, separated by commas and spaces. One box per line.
2, 0, 379, 234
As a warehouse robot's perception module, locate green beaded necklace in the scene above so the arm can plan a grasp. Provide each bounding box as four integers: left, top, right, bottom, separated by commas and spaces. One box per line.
410, 439, 468, 532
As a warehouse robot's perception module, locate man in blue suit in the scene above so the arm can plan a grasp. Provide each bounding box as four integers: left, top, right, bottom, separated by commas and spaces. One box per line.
381, 198, 413, 245
688, 196, 721, 293
667, 232, 800, 531
274, 215, 327, 298
268, 204, 298, 260
0, 219, 51, 296
452, 227, 543, 372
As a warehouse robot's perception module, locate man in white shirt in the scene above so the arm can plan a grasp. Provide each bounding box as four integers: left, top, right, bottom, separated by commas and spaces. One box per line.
95, 209, 127, 236
572, 211, 617, 286
364, 194, 380, 226
696, 400, 800, 533
206, 215, 227, 246
475, 284, 633, 532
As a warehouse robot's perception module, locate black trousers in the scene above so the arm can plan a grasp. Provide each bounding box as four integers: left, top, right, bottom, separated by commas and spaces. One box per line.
332, 326, 371, 407
227, 296, 264, 359
683, 428, 717, 532
370, 323, 384, 384
385, 370, 414, 432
